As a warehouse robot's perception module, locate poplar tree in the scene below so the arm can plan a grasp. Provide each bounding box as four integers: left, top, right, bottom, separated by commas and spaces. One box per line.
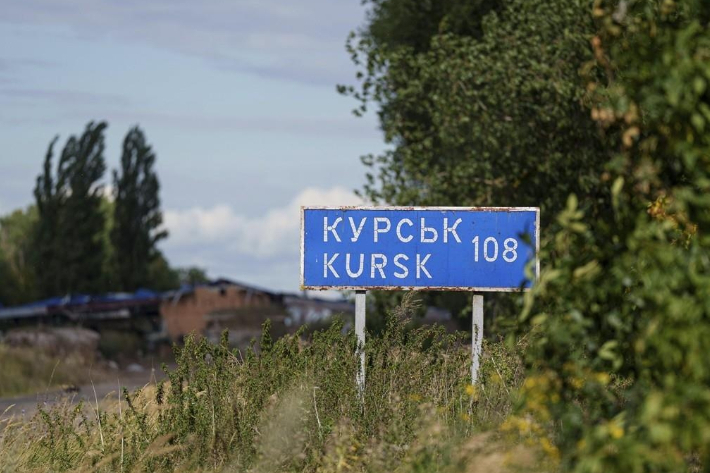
33, 137, 62, 298
34, 121, 108, 297
111, 126, 167, 290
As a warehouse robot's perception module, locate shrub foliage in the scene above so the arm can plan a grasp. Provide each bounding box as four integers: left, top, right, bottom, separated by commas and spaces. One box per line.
515, 1, 710, 471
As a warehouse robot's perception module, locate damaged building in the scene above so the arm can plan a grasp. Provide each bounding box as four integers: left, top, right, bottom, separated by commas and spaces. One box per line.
0, 279, 357, 353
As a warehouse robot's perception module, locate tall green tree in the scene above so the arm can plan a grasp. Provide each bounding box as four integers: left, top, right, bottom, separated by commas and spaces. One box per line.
345, 0, 611, 322
33, 137, 63, 298
515, 1, 710, 470
345, 0, 608, 218
34, 121, 108, 297
111, 126, 167, 291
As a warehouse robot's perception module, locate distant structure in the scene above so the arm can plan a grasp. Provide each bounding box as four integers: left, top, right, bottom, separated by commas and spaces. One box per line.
282, 294, 355, 328
0, 278, 457, 352
0, 279, 357, 351
161, 279, 286, 346
0, 290, 162, 337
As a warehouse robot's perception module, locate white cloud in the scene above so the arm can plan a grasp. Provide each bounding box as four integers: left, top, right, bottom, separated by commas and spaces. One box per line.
164, 186, 363, 259
161, 186, 364, 291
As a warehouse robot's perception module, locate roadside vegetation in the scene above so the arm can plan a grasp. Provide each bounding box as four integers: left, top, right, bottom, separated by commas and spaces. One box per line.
0, 297, 530, 472
0, 346, 88, 399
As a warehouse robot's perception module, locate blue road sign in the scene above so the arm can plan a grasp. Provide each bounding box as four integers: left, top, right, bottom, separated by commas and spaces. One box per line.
300, 207, 539, 291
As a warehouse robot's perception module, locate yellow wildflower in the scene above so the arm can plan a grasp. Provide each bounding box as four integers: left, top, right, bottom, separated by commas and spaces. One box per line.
540, 437, 560, 461
609, 422, 624, 439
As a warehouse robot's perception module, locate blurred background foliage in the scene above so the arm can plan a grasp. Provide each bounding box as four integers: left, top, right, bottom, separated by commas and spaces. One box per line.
345, 0, 609, 217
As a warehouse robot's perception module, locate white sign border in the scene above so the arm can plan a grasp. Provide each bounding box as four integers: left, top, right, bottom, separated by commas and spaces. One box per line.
300, 206, 540, 292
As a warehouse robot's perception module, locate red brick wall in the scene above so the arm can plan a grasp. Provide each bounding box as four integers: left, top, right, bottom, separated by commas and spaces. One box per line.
161, 286, 272, 340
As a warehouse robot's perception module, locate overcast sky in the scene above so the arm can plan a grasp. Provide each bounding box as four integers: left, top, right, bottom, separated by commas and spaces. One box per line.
0, 0, 384, 294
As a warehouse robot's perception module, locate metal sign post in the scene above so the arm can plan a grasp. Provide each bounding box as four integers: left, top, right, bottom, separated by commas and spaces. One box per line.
471, 294, 484, 384
355, 290, 366, 398
300, 206, 539, 392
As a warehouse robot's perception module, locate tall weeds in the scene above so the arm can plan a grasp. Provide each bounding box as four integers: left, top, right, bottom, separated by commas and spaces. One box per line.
0, 295, 526, 472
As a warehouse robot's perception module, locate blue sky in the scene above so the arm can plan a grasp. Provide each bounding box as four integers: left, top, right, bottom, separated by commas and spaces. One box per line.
0, 0, 384, 293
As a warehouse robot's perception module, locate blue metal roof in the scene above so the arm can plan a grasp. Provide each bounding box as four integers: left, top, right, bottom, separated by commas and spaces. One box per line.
0, 289, 163, 320
0, 279, 275, 321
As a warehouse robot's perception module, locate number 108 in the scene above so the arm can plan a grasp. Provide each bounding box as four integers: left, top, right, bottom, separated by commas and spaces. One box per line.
471, 236, 518, 263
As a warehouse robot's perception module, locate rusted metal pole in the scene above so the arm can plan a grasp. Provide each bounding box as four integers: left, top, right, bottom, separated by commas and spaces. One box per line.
471, 294, 484, 385
355, 290, 366, 398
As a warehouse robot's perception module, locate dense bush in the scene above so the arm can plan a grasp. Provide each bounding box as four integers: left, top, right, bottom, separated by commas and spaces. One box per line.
514, 1, 710, 471
346, 0, 608, 218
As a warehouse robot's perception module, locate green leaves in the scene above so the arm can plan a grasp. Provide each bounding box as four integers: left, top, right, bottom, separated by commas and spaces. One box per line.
346, 0, 608, 220
17, 122, 173, 300
33, 121, 108, 297
0, 207, 39, 305
597, 340, 622, 370
111, 126, 167, 291
515, 1, 710, 470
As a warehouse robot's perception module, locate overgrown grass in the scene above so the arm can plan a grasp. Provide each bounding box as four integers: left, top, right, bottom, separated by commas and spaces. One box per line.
0, 296, 534, 472
0, 345, 88, 398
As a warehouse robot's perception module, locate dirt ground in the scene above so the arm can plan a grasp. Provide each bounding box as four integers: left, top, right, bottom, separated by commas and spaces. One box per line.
0, 365, 167, 420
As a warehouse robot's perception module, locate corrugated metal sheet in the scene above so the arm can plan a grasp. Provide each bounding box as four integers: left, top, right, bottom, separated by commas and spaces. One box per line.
0, 281, 279, 322
0, 289, 162, 321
